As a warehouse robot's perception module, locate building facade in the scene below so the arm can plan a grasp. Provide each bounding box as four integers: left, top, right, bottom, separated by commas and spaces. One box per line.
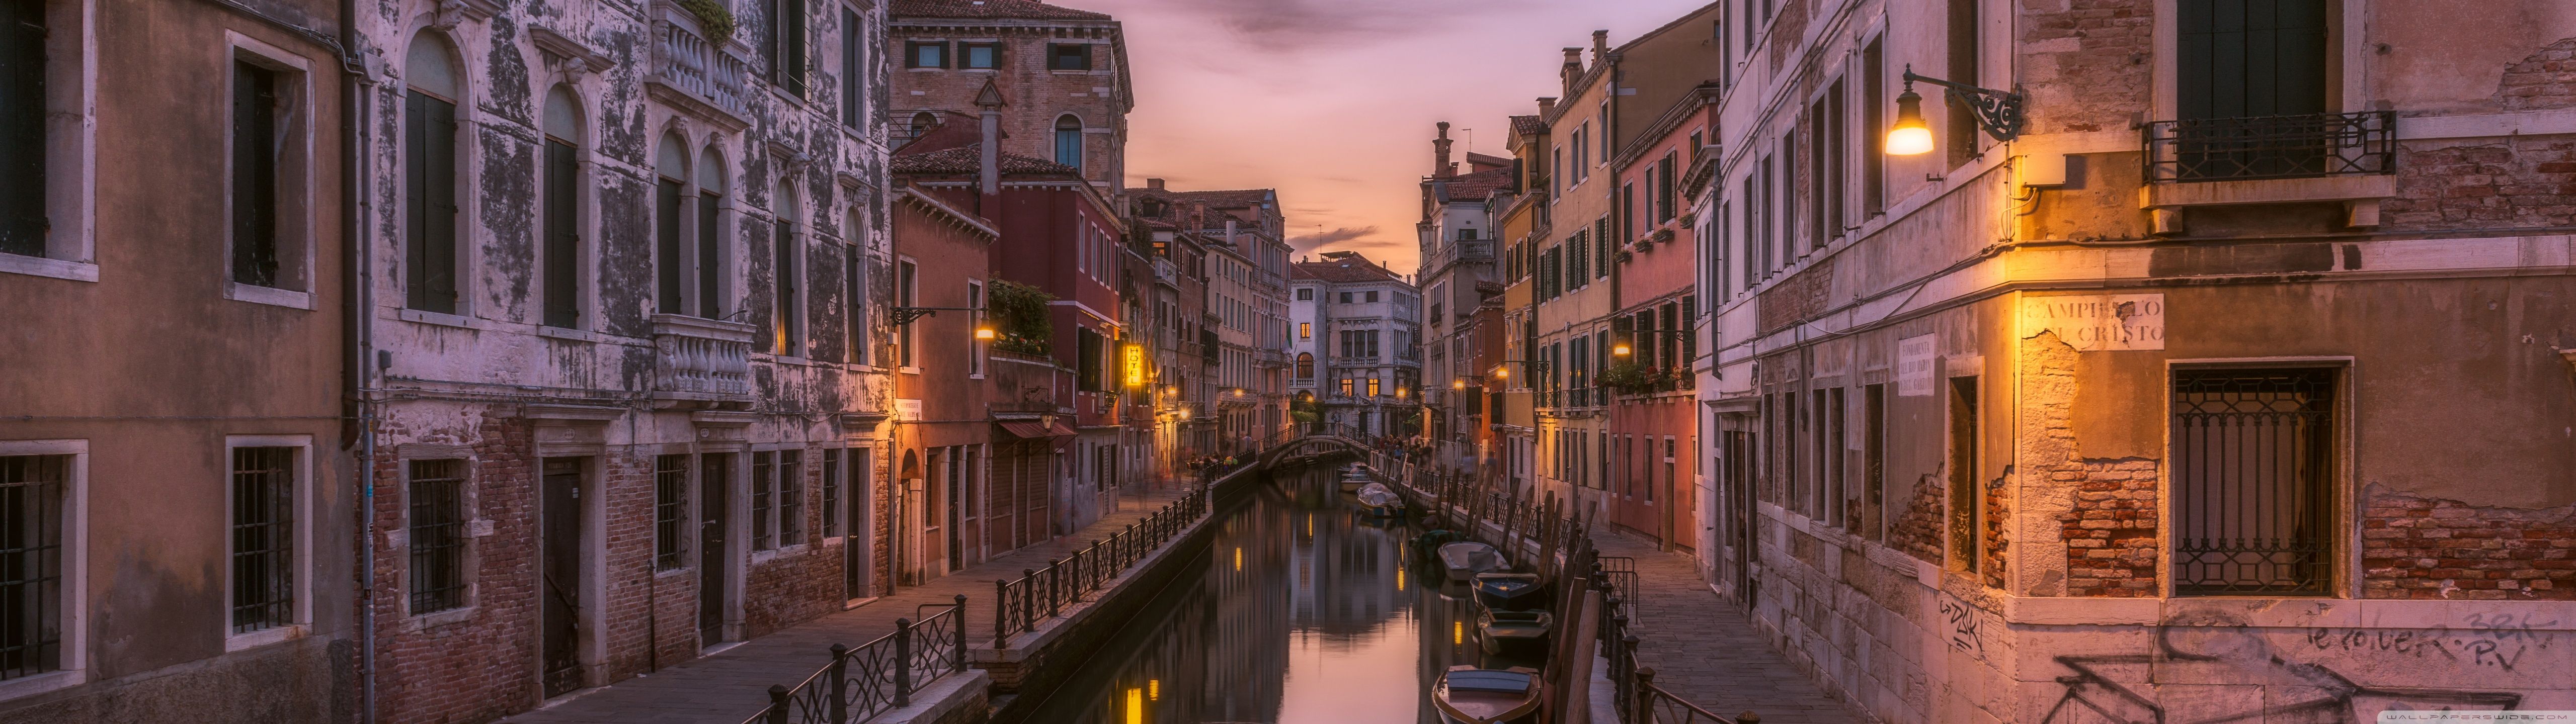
1601, 85, 1715, 550
1293, 253, 1423, 439
887, 0, 1130, 193
1695, 0, 2576, 720
0, 0, 356, 720
1416, 122, 1514, 473
354, 1, 893, 720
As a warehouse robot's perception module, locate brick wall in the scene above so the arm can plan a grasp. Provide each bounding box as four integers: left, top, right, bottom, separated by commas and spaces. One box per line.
1888, 472, 1945, 564
2020, 0, 2154, 135
2498, 37, 2576, 112
888, 25, 1124, 187
2362, 489, 2576, 600
370, 412, 540, 724
2057, 460, 2158, 597
2383, 138, 2576, 231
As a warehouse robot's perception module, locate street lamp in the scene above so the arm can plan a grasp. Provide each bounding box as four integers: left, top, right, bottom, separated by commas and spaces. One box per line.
1612, 329, 1693, 357
1453, 379, 1467, 391
1884, 64, 2026, 156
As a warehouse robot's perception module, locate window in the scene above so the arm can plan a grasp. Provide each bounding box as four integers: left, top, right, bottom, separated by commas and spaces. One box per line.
1049, 43, 1091, 70
697, 147, 729, 318
961, 42, 998, 69
0, 1, 52, 262
1656, 152, 1676, 224
1338, 378, 1354, 396
407, 459, 467, 613
231, 56, 309, 294
230, 444, 299, 635
654, 136, 687, 314
907, 41, 946, 68
1827, 387, 1846, 527
1054, 115, 1083, 172
0, 454, 67, 682
1946, 377, 1979, 573
841, 7, 864, 128
847, 207, 870, 365
1594, 218, 1611, 279
1946, 0, 1982, 167
1864, 384, 1886, 538
751, 451, 775, 551
1620, 183, 1635, 242
819, 449, 842, 538
1297, 288, 1313, 301
767, 0, 809, 96
654, 454, 686, 570
777, 450, 803, 545
404, 34, 463, 314
897, 258, 916, 367
0, 0, 95, 278
1337, 292, 1352, 304
541, 87, 582, 328
1366, 378, 1381, 397
1364, 291, 1379, 303
1295, 352, 1313, 379
1862, 37, 1887, 215
772, 185, 802, 355
2172, 368, 2337, 596
1298, 322, 1310, 338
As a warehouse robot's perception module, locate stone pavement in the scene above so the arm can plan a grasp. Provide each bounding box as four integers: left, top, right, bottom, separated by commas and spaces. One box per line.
1588, 529, 1869, 724
505, 487, 1192, 724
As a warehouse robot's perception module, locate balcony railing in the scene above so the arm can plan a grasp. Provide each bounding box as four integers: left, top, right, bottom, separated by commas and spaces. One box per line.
2145, 111, 2394, 183
649, 3, 749, 121
653, 314, 754, 403
1152, 258, 1177, 285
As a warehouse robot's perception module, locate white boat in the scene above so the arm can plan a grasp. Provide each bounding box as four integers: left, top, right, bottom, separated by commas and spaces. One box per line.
1438, 541, 1504, 582
1355, 483, 1403, 517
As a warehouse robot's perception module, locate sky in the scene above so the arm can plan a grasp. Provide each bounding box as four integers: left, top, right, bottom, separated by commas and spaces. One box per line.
1078, 0, 1718, 277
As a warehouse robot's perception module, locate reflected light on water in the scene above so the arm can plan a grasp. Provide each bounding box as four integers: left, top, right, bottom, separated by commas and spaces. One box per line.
1125, 688, 1142, 724
1453, 620, 1462, 646
1234, 547, 1242, 571
1149, 679, 1159, 701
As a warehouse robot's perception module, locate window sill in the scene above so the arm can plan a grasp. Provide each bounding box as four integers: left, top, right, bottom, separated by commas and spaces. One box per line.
536, 325, 619, 344
398, 309, 482, 330
224, 623, 305, 653
0, 669, 84, 703
401, 606, 477, 632
0, 254, 98, 283
900, 367, 922, 375
655, 565, 692, 578
225, 283, 311, 310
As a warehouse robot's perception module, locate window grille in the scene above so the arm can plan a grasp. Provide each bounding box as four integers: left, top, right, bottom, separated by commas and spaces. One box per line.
654, 455, 687, 570
408, 459, 467, 613
752, 451, 774, 551
819, 450, 841, 538
230, 446, 296, 632
2172, 368, 2337, 596
778, 450, 803, 544
0, 456, 64, 681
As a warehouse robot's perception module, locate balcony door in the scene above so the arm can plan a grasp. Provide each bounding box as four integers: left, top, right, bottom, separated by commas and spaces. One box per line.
2177, 0, 2327, 121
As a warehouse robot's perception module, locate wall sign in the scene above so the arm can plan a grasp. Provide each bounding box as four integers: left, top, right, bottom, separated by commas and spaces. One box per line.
1897, 335, 1936, 397
895, 399, 922, 422
2021, 294, 2165, 351
1123, 343, 1146, 387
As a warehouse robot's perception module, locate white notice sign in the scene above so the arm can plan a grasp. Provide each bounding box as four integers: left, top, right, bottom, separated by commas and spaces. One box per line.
2021, 294, 2165, 351
895, 399, 923, 422
1896, 335, 1937, 397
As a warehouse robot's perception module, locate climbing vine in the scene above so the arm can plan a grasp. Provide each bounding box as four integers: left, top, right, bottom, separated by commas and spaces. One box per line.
987, 280, 1054, 356
677, 0, 737, 46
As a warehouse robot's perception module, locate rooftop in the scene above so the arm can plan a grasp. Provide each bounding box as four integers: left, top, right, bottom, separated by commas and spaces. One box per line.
888, 0, 1112, 22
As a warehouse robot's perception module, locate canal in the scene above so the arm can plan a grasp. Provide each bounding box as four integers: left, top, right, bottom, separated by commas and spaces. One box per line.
1026, 462, 1537, 723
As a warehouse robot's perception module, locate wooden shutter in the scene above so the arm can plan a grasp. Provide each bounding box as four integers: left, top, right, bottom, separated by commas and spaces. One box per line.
0, 0, 44, 257
698, 193, 723, 318
2177, 0, 2327, 120
544, 140, 580, 327
656, 179, 684, 313
405, 91, 460, 313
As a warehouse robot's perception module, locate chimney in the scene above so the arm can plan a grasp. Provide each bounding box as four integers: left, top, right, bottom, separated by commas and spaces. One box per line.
1146, 177, 1165, 190
1537, 97, 1557, 117
1560, 48, 1583, 98
1591, 30, 1609, 64
1433, 122, 1455, 178
974, 77, 1006, 199
1225, 219, 1238, 247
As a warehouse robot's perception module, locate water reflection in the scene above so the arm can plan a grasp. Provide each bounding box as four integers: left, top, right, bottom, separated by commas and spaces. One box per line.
1038, 465, 1532, 724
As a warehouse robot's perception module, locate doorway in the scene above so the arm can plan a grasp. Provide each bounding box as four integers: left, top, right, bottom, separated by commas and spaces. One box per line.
697, 452, 732, 648
944, 446, 963, 572
845, 447, 871, 601
539, 457, 585, 698
899, 450, 922, 585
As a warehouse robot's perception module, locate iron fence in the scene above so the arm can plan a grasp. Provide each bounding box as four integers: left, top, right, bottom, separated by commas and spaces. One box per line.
744, 595, 969, 724
994, 486, 1209, 642
2145, 110, 2394, 182
1596, 565, 1754, 724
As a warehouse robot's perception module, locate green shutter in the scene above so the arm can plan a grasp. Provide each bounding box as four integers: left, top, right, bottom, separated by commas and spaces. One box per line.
232, 62, 280, 287
698, 193, 723, 318
544, 140, 580, 327
403, 91, 460, 313
2178, 0, 2327, 120
0, 0, 45, 257
657, 179, 684, 313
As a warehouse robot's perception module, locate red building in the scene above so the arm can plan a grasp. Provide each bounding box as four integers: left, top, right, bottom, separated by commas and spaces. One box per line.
1602, 85, 1715, 549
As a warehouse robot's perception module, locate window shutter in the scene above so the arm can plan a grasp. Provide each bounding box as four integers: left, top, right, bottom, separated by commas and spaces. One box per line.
544, 140, 580, 327
656, 180, 685, 313
0, 1, 45, 257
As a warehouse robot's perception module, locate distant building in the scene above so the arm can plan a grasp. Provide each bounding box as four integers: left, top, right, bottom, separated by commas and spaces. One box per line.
1292, 254, 1422, 438
1415, 122, 1516, 473
1600, 84, 1716, 549
888, 0, 1132, 193
1134, 183, 1293, 454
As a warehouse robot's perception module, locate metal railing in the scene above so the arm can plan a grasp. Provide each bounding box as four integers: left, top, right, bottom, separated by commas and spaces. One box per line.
1597, 569, 1754, 724
994, 486, 1210, 642
745, 596, 969, 724
2145, 110, 2394, 183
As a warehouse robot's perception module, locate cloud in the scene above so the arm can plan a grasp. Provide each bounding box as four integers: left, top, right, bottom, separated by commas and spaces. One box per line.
1290, 225, 1381, 252
1128, 0, 1518, 54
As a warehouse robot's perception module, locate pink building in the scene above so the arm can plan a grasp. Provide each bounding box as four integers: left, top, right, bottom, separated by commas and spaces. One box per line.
1602, 85, 1717, 548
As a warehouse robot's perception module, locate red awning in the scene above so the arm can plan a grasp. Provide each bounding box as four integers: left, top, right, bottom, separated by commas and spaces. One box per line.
996, 419, 1077, 440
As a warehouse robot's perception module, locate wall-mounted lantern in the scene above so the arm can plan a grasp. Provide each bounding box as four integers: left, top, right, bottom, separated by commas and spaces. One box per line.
1885, 64, 2026, 156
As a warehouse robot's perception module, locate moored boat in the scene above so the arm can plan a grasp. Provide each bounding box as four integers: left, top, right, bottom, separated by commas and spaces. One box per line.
1438, 541, 1504, 582
1476, 608, 1554, 658
1355, 482, 1405, 517
1432, 665, 1543, 724
1471, 572, 1545, 611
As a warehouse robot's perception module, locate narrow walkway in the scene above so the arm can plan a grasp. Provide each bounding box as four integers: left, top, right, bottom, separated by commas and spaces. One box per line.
1588, 529, 1867, 724
505, 486, 1193, 724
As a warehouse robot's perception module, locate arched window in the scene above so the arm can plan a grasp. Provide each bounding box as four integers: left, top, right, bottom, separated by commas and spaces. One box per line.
695, 146, 730, 318
1054, 115, 1082, 171
404, 33, 463, 313
1295, 352, 1313, 380
654, 133, 689, 313
540, 86, 584, 328
904, 112, 936, 147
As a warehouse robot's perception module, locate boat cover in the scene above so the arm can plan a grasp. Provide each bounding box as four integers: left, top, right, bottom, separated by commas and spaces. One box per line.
1445, 669, 1533, 694
1440, 542, 1504, 576
1356, 483, 1400, 507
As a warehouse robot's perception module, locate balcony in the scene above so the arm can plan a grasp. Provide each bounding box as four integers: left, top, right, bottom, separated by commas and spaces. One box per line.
2141, 111, 2397, 233
646, 2, 750, 129
1152, 258, 1177, 286
652, 314, 755, 406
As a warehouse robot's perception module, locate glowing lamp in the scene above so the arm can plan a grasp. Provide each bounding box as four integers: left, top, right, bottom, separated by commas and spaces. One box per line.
1491, 366, 1509, 380
1885, 87, 1934, 156
1612, 343, 1633, 357
974, 325, 997, 341
1453, 380, 1466, 390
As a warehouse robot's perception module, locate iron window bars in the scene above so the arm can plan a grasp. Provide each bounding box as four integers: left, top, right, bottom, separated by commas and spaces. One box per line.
0, 456, 63, 681
2146, 110, 2394, 183
656, 455, 688, 570
408, 460, 469, 613
231, 446, 296, 632
2171, 367, 2338, 596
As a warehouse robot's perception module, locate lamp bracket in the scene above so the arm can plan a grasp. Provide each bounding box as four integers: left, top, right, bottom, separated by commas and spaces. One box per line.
1902, 67, 2026, 143
892, 306, 979, 326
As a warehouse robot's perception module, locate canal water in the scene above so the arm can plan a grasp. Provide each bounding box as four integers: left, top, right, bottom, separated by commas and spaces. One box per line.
1027, 462, 1537, 723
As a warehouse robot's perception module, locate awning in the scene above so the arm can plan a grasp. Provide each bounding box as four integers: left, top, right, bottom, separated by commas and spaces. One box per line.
995, 418, 1078, 440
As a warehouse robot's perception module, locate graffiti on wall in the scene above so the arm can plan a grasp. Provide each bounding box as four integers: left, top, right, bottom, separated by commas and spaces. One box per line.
1939, 594, 1999, 662
2040, 610, 2540, 723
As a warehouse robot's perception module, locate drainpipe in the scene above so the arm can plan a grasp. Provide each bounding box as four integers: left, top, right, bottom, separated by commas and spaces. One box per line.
338, 0, 377, 719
